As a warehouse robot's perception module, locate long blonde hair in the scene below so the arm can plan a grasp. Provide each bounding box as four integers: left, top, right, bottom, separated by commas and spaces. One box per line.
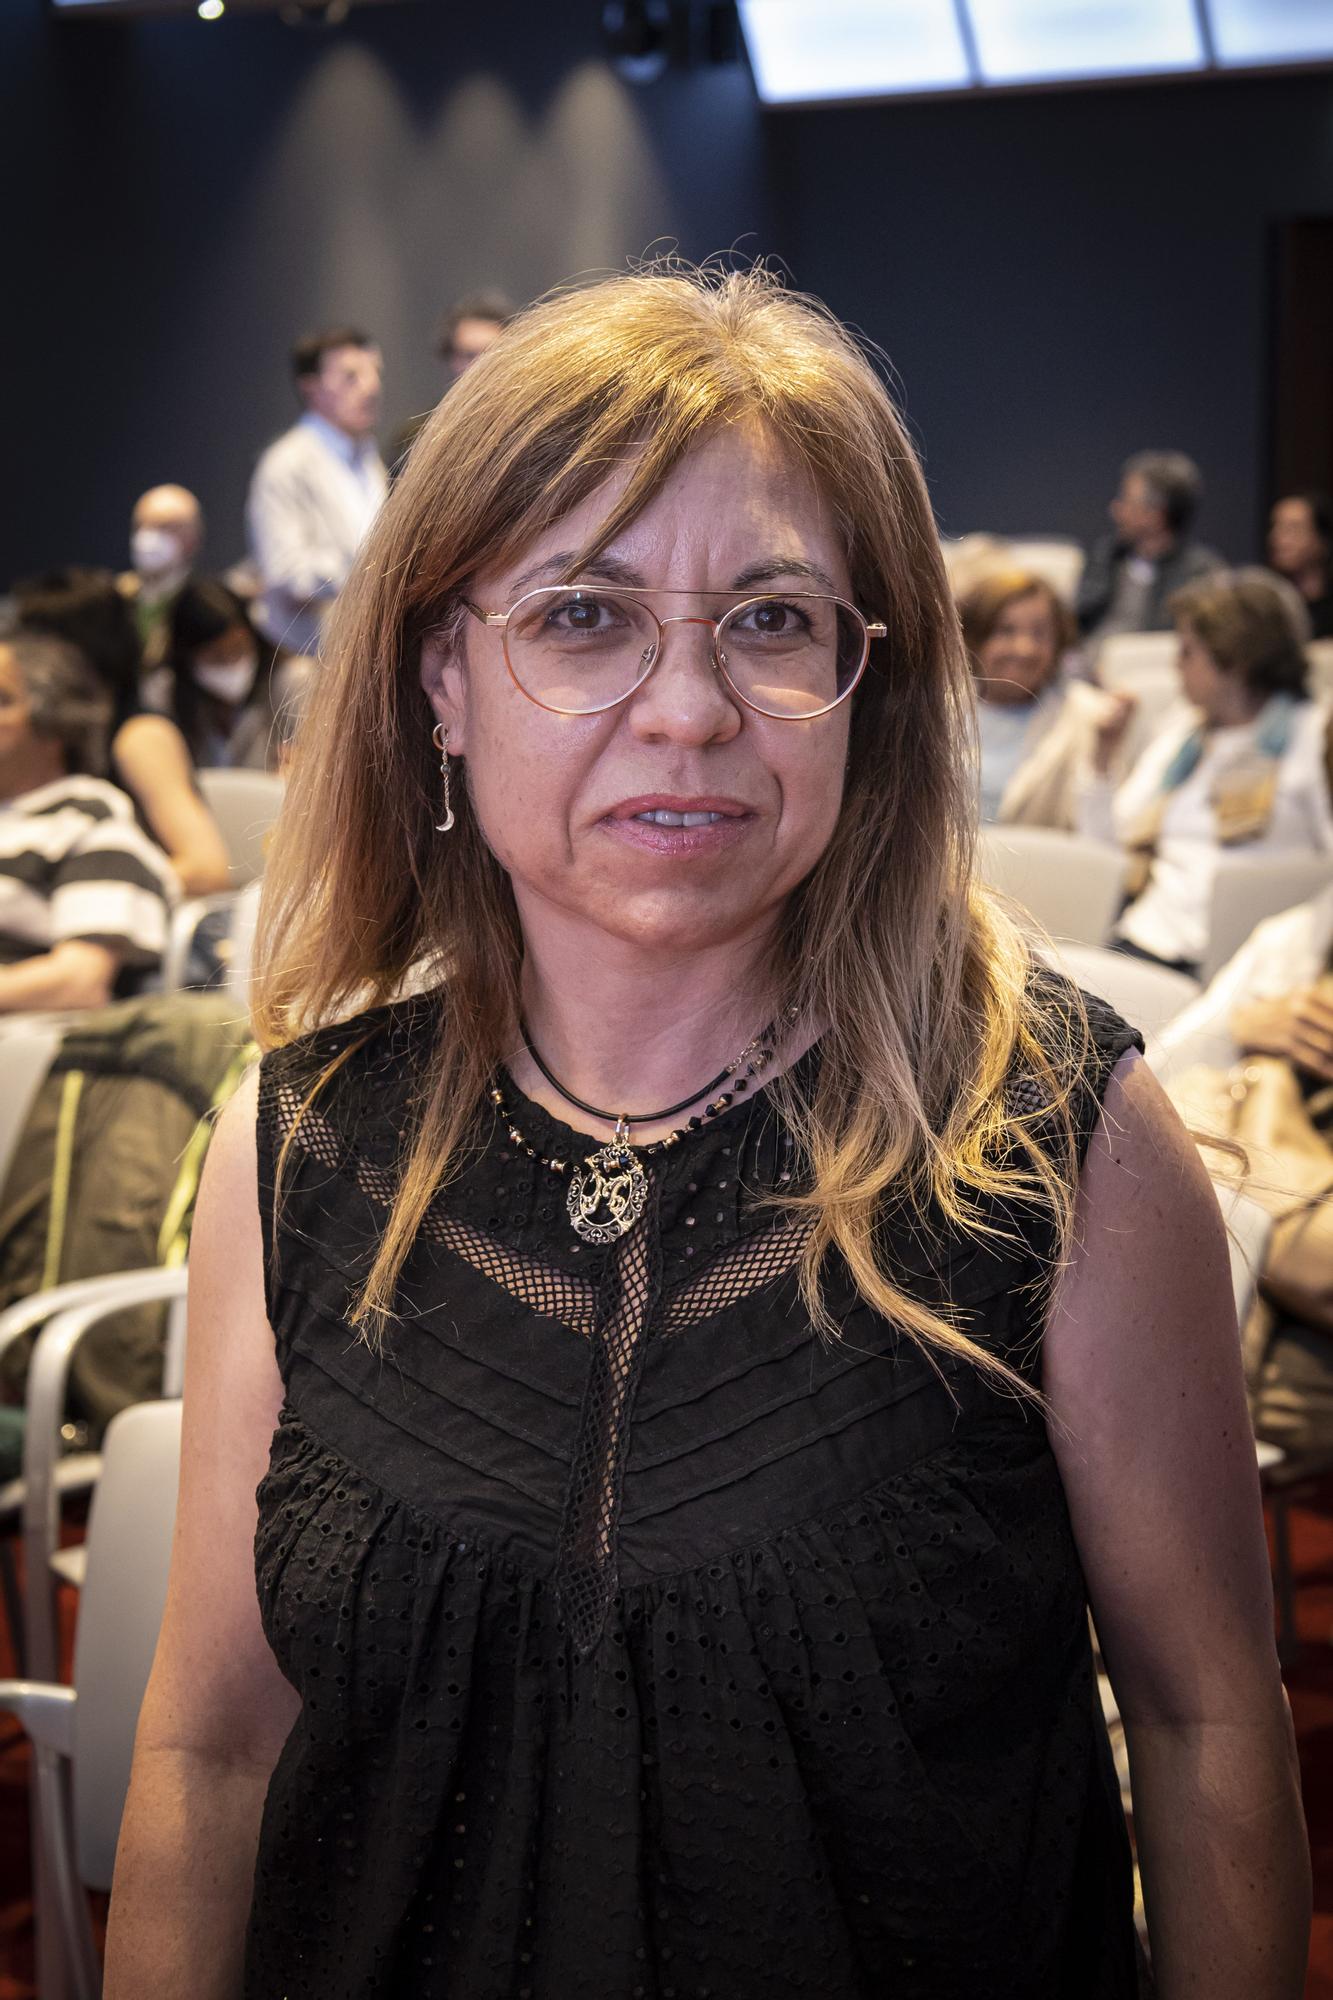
253, 262, 1089, 1393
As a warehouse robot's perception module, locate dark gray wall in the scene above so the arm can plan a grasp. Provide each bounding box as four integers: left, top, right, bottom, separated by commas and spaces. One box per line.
4, 0, 770, 578
6, 0, 1333, 579
768, 71, 1333, 557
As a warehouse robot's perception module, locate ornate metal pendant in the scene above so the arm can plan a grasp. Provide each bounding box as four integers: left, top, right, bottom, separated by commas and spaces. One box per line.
566, 1121, 648, 1244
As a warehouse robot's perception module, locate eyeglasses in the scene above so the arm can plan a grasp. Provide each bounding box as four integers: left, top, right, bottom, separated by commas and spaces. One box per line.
463, 586, 886, 720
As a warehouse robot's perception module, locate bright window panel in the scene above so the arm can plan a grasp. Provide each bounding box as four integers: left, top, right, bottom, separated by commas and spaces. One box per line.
737, 0, 974, 104
967, 0, 1205, 83
1207, 0, 1333, 66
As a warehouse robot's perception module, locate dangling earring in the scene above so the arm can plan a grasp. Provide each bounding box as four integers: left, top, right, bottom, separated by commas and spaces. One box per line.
432, 721, 455, 833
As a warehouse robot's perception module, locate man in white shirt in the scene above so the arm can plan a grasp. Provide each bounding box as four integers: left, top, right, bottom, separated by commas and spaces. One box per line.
247, 327, 388, 655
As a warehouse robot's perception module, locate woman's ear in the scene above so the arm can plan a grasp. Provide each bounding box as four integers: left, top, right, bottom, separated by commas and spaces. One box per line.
420, 629, 469, 754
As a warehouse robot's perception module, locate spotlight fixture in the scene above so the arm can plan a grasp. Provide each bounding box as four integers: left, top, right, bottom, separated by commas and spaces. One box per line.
197, 0, 224, 16
600, 0, 672, 82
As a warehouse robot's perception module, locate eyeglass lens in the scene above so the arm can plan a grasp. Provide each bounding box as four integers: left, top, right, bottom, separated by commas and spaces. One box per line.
503, 588, 867, 717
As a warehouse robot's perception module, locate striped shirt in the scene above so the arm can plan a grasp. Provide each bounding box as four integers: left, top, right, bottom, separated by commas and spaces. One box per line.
0, 776, 178, 972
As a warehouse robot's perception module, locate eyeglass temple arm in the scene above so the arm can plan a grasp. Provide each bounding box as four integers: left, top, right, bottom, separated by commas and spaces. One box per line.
461, 600, 508, 627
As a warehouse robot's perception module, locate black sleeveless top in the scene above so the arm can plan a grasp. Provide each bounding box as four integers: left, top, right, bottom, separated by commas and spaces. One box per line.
245, 985, 1143, 2000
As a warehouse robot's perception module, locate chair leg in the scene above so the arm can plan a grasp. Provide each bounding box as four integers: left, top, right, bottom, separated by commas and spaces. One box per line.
32, 1744, 102, 2000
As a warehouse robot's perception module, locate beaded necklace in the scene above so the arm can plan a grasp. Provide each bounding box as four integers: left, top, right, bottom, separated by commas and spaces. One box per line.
490, 1017, 790, 1245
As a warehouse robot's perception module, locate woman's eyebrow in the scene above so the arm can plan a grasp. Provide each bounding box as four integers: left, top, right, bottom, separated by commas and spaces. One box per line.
730, 557, 840, 594
505, 553, 841, 595
509, 552, 647, 592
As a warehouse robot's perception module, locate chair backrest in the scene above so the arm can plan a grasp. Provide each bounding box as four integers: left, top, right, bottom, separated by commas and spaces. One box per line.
1306, 639, 1333, 704
70, 1397, 182, 1890
0, 1018, 62, 1190
1048, 943, 1200, 1048
1114, 673, 1192, 771
978, 827, 1128, 946
1203, 852, 1333, 982
1004, 539, 1086, 604
1212, 1182, 1273, 1335
1096, 631, 1179, 692
196, 768, 285, 887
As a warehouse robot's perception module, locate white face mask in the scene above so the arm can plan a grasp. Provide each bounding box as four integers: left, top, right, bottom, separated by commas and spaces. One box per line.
193, 656, 257, 706
131, 526, 185, 579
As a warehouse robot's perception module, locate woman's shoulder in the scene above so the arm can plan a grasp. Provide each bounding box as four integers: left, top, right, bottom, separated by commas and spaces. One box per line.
258, 990, 444, 1139
1021, 964, 1145, 1152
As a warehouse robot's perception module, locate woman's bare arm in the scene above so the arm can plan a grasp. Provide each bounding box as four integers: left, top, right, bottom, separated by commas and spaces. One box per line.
1044, 1051, 1309, 1999
104, 1069, 298, 1999
112, 714, 233, 895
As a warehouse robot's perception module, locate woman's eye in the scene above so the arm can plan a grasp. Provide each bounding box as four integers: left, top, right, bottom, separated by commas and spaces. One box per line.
739, 599, 808, 636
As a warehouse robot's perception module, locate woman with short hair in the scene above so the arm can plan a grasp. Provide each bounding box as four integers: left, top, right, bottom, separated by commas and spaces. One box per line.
1082, 567, 1332, 975
106, 270, 1307, 1999
959, 565, 1127, 825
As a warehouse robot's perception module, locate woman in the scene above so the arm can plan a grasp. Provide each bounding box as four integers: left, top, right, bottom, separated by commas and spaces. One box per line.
0, 625, 176, 1009
14, 567, 232, 893
1082, 568, 1332, 974
1268, 491, 1332, 640
151, 577, 312, 771
106, 270, 1306, 1998
959, 565, 1126, 825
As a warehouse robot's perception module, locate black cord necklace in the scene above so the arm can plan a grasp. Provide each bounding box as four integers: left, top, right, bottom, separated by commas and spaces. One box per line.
521, 1021, 748, 1128
494, 1016, 788, 1246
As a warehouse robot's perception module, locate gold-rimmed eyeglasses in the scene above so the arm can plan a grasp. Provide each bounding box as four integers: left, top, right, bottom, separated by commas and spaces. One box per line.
463, 586, 886, 720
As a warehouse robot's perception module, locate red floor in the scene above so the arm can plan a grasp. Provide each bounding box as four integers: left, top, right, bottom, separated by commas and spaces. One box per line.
4, 1491, 1333, 1997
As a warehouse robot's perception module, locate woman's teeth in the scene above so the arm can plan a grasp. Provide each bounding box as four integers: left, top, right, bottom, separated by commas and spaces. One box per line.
633, 809, 725, 827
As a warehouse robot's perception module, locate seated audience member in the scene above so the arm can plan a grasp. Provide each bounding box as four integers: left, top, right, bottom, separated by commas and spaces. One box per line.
960, 566, 1127, 826
1076, 450, 1224, 643
247, 326, 387, 655
118, 483, 205, 660
154, 578, 313, 771
14, 567, 232, 894
0, 629, 176, 1010
390, 288, 515, 473
1268, 490, 1333, 641
1156, 884, 1333, 1452
1080, 569, 1332, 974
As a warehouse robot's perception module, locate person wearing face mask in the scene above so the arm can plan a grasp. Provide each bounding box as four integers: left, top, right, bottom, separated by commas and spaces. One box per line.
959, 566, 1133, 826
158, 579, 312, 772
247, 327, 387, 657
119, 485, 206, 660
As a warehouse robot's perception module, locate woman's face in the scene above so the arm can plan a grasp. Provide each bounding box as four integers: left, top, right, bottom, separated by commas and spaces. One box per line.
422, 424, 857, 961
973, 591, 1060, 707
1268, 498, 1326, 579
1175, 621, 1231, 716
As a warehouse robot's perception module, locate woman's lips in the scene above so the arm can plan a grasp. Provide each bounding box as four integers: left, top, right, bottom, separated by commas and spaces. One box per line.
599, 796, 755, 855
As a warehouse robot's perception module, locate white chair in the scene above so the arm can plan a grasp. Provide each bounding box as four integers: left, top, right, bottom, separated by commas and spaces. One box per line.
1047, 942, 1200, 1050
158, 890, 242, 993
0, 1016, 62, 1190
1005, 539, 1086, 604
0, 1268, 188, 1685
1202, 852, 1333, 983
1095, 631, 1179, 692
1306, 639, 1333, 703
0, 1398, 182, 2000
196, 768, 285, 887
978, 827, 1128, 947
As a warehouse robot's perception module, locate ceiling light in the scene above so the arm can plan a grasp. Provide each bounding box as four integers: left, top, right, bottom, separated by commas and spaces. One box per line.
197, 0, 225, 17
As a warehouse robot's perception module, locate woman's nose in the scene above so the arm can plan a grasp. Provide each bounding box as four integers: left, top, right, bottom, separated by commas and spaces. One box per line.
625, 617, 742, 745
